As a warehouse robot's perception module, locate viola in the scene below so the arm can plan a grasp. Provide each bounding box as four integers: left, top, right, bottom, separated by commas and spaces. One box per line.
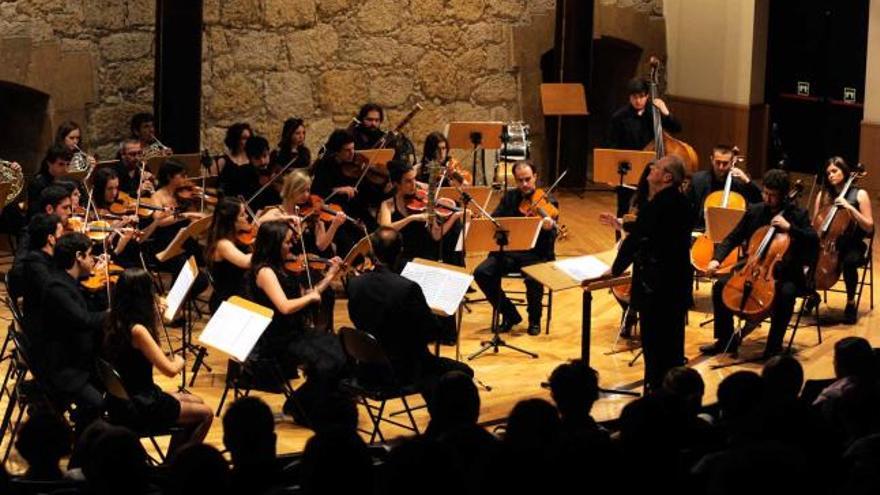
519, 188, 559, 220
405, 188, 429, 214
298, 195, 358, 224
108, 192, 170, 218
444, 157, 472, 186
284, 254, 332, 275
81, 263, 124, 291
721, 181, 804, 321
236, 222, 258, 246
813, 165, 867, 290
176, 185, 218, 205
691, 148, 747, 275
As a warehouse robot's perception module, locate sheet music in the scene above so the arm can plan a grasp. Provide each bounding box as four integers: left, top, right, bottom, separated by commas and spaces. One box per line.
553, 255, 610, 282
198, 299, 273, 362
401, 261, 474, 316
164, 257, 197, 321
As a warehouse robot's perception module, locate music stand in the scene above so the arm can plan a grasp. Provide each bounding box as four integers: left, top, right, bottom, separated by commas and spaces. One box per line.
540, 83, 589, 184
464, 216, 543, 360
446, 122, 505, 187
155, 214, 213, 263
592, 148, 656, 187
438, 186, 492, 216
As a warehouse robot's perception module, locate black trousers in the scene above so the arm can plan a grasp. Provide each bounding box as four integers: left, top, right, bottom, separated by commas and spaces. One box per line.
639, 298, 686, 390
474, 251, 545, 324
712, 275, 798, 354
841, 241, 867, 300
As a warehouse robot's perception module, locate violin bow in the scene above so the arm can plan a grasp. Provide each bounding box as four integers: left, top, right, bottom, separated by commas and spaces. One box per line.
529, 169, 568, 211
292, 205, 315, 291
245, 156, 298, 207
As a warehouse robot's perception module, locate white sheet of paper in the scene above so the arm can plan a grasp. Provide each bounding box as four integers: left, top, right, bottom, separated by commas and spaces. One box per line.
198, 300, 273, 362
401, 261, 474, 316
164, 257, 197, 321
553, 255, 610, 282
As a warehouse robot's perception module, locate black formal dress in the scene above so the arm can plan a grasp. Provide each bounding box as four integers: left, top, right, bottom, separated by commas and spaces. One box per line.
208, 255, 246, 313
270, 146, 311, 170
346, 265, 472, 401
687, 170, 763, 230
218, 162, 260, 200
606, 104, 682, 151
42, 271, 107, 428
473, 188, 557, 326
711, 200, 818, 356
611, 186, 693, 389
110, 335, 180, 430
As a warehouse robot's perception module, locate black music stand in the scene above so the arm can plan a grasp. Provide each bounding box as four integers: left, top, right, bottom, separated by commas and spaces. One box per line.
447, 122, 504, 187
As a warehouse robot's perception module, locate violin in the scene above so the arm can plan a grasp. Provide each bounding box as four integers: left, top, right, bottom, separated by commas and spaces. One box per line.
108, 192, 171, 218
340, 153, 388, 185
444, 157, 472, 186
405, 187, 429, 214
236, 222, 258, 246
721, 181, 804, 321
81, 263, 124, 291
813, 165, 867, 290
176, 184, 218, 205
298, 195, 359, 224
691, 147, 747, 275
284, 254, 332, 275
519, 189, 559, 220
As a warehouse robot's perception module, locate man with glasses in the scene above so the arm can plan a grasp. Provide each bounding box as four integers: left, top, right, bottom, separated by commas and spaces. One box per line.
606, 156, 693, 391
687, 144, 762, 230
114, 138, 155, 197
473, 160, 558, 336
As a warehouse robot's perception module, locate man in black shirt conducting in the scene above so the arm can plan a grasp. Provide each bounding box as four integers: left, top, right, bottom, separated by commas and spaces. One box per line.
607, 156, 693, 391
473, 160, 558, 336
606, 78, 682, 151
700, 169, 818, 359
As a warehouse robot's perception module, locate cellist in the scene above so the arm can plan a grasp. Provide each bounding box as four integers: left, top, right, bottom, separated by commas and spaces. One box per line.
813, 157, 873, 323
701, 170, 818, 358
687, 145, 762, 230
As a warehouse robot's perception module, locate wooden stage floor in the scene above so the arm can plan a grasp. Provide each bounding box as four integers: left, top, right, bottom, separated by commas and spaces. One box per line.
1, 189, 877, 468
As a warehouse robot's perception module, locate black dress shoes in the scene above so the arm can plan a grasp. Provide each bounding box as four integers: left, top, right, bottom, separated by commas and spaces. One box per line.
499, 312, 523, 333
527, 322, 541, 336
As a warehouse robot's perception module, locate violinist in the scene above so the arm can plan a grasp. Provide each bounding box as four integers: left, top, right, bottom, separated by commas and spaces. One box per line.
606, 78, 682, 151
90, 167, 147, 266
219, 135, 268, 201
27, 144, 73, 219
813, 157, 873, 323
605, 157, 692, 390
17, 185, 73, 258
473, 160, 557, 336
416, 132, 469, 187
205, 198, 254, 312
379, 160, 465, 266
271, 118, 311, 171
216, 122, 252, 174
147, 161, 208, 269
687, 145, 762, 230
701, 170, 818, 358
113, 139, 155, 197
245, 221, 346, 421
352, 102, 385, 149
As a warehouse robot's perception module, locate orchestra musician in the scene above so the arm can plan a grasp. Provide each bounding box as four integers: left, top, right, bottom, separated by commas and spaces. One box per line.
606, 77, 682, 151
27, 144, 73, 219
18, 185, 74, 257
90, 167, 150, 266
473, 160, 557, 336
271, 118, 311, 171
102, 268, 213, 454
130, 112, 172, 155
605, 156, 693, 390
219, 135, 269, 202
147, 161, 209, 273
244, 221, 346, 422
701, 169, 818, 358
113, 139, 155, 197
216, 122, 253, 175
416, 132, 469, 187
687, 144, 762, 230
352, 102, 385, 150
54, 121, 97, 169
204, 197, 254, 312
814, 157, 874, 323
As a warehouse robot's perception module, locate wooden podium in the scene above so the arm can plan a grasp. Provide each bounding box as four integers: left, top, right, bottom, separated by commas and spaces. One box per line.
540, 83, 589, 182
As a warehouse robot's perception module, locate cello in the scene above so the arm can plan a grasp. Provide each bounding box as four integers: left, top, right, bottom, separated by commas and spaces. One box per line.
721, 181, 804, 321
691, 147, 747, 274
643, 56, 699, 175
813, 164, 867, 290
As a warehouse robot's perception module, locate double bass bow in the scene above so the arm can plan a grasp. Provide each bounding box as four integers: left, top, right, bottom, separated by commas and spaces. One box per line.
721, 181, 804, 321
813, 164, 867, 290
643, 56, 699, 175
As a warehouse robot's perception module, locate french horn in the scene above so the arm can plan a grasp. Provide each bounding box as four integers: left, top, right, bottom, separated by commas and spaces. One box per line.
0, 160, 24, 208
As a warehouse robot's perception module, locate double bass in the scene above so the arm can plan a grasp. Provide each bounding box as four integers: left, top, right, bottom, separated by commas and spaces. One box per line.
813, 164, 867, 290
643, 56, 699, 175
721, 181, 804, 321
691, 147, 747, 274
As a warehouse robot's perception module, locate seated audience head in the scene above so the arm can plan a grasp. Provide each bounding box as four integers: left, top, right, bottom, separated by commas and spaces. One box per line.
427, 371, 480, 435
301, 429, 372, 495
308, 392, 359, 434
15, 410, 73, 480
25, 213, 62, 252
222, 396, 276, 466
762, 354, 804, 402
85, 425, 150, 495
385, 437, 462, 495
717, 371, 763, 422
504, 398, 561, 453
834, 336, 877, 381
548, 360, 600, 420
369, 226, 403, 267
168, 443, 230, 495
662, 366, 705, 417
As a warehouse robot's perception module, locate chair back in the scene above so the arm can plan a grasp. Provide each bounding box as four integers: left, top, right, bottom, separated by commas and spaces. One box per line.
96, 358, 132, 402
339, 327, 391, 367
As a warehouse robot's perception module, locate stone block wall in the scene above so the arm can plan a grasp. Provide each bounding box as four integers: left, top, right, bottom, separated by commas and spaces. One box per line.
201, 0, 557, 159
0, 0, 156, 169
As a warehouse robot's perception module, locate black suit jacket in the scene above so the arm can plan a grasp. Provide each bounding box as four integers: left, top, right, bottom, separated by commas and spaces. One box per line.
612, 186, 693, 309
8, 250, 56, 365
41, 272, 106, 393
606, 104, 682, 150
687, 170, 762, 229
346, 266, 437, 381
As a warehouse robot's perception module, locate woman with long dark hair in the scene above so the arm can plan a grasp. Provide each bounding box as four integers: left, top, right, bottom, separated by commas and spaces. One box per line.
216, 122, 252, 174
204, 197, 253, 312
246, 221, 346, 421
814, 156, 874, 323
271, 118, 311, 170
103, 268, 213, 453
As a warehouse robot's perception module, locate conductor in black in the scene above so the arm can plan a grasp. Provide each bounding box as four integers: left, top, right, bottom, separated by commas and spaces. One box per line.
607, 156, 693, 390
